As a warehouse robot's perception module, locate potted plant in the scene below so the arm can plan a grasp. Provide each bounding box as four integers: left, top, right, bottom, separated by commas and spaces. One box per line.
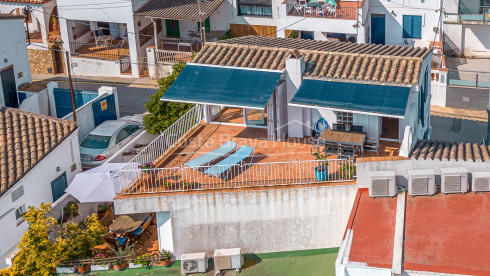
139, 162, 157, 186
77, 263, 91, 273
110, 242, 137, 271
160, 250, 174, 267
130, 253, 152, 269
97, 204, 110, 219
91, 253, 110, 271
62, 201, 79, 222
339, 162, 356, 179
139, 162, 156, 174
313, 152, 329, 182
56, 260, 77, 274
113, 258, 127, 271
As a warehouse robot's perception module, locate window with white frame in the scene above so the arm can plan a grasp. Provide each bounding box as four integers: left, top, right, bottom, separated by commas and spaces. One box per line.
337, 112, 353, 125
15, 205, 26, 224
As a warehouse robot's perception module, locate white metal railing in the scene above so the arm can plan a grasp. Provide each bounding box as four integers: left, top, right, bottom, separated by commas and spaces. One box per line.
118, 105, 204, 188
156, 49, 193, 64
119, 159, 356, 195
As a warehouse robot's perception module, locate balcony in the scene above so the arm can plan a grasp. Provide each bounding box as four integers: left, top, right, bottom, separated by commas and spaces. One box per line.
286, 3, 356, 20
458, 5, 490, 23
117, 106, 401, 197
69, 40, 129, 60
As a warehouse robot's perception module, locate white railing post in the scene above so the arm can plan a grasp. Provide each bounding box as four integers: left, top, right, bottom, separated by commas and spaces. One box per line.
120, 158, 357, 195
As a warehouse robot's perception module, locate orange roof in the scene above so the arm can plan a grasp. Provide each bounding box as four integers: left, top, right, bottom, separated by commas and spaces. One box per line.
347, 189, 397, 268
404, 193, 490, 275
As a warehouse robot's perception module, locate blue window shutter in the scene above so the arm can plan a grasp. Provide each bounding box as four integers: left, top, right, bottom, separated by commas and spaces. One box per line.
403, 15, 412, 38
403, 15, 422, 39
51, 172, 67, 202
412, 16, 422, 39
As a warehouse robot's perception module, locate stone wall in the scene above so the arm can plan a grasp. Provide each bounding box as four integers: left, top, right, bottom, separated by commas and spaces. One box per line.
28, 46, 63, 74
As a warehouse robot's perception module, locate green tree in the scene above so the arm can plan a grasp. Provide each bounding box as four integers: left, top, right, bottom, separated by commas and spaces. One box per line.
143, 62, 193, 134
8, 203, 63, 276
60, 213, 106, 260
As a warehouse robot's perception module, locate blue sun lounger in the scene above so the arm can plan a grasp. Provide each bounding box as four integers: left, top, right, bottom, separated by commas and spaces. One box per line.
185, 141, 237, 168
204, 145, 255, 179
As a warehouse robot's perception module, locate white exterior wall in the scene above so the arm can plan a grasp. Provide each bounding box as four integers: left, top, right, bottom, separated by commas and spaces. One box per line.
115, 184, 357, 259
58, 0, 147, 77
69, 57, 132, 78
0, 17, 31, 108
0, 2, 56, 48
368, 0, 441, 47
0, 130, 81, 269
228, 0, 366, 42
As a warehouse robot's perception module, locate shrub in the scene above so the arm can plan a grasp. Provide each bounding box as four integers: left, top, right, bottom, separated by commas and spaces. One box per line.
60, 213, 107, 260
8, 203, 63, 276
339, 162, 356, 179
63, 201, 79, 221
143, 62, 193, 134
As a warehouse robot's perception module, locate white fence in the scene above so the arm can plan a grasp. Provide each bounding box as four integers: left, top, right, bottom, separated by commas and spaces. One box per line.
118, 105, 204, 186
119, 158, 356, 194
156, 49, 193, 64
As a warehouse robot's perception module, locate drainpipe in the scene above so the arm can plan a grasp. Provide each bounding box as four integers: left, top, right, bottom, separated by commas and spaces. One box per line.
152, 18, 158, 51
24, 7, 30, 45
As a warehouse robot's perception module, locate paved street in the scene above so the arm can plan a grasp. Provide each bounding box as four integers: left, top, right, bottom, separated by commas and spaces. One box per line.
430, 115, 487, 144
32, 75, 158, 117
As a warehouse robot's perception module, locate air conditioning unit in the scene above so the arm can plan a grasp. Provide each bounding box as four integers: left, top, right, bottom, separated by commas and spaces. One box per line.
440, 167, 468, 194
214, 248, 243, 273
181, 252, 207, 275
369, 171, 397, 198
408, 169, 436, 197
472, 171, 490, 193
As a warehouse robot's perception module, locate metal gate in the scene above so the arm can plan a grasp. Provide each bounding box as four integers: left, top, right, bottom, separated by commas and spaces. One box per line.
53, 88, 98, 118
92, 93, 117, 127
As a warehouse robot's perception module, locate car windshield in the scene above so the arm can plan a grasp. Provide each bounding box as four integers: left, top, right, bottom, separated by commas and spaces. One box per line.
80, 134, 111, 149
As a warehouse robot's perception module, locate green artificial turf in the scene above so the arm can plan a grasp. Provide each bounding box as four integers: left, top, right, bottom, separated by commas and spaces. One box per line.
60, 248, 338, 276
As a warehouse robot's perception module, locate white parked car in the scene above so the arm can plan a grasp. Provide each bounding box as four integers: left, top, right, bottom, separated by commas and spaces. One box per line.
80, 117, 143, 169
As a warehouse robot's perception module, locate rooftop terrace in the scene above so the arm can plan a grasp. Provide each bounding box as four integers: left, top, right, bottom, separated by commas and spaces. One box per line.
117, 106, 400, 197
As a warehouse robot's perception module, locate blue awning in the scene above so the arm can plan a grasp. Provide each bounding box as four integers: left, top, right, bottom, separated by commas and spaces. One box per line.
290, 79, 411, 118
161, 64, 282, 109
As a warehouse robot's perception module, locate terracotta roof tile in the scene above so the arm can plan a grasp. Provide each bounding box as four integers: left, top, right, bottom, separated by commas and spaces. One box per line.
0, 0, 51, 4
0, 108, 76, 195
134, 0, 225, 21
409, 139, 490, 162
193, 36, 431, 86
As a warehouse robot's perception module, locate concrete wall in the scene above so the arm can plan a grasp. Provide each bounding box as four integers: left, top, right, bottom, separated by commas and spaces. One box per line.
0, 130, 81, 268
115, 184, 357, 258
444, 23, 490, 58
356, 159, 490, 189
0, 2, 53, 48
368, 0, 441, 46
18, 87, 49, 115
69, 57, 131, 78
0, 17, 32, 108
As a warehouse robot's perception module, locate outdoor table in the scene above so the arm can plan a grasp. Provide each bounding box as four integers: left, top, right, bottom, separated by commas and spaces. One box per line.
109, 213, 149, 234
317, 129, 366, 157
96, 35, 115, 47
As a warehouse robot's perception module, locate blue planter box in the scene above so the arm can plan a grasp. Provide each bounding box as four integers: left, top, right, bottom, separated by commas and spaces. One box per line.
314, 166, 328, 182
